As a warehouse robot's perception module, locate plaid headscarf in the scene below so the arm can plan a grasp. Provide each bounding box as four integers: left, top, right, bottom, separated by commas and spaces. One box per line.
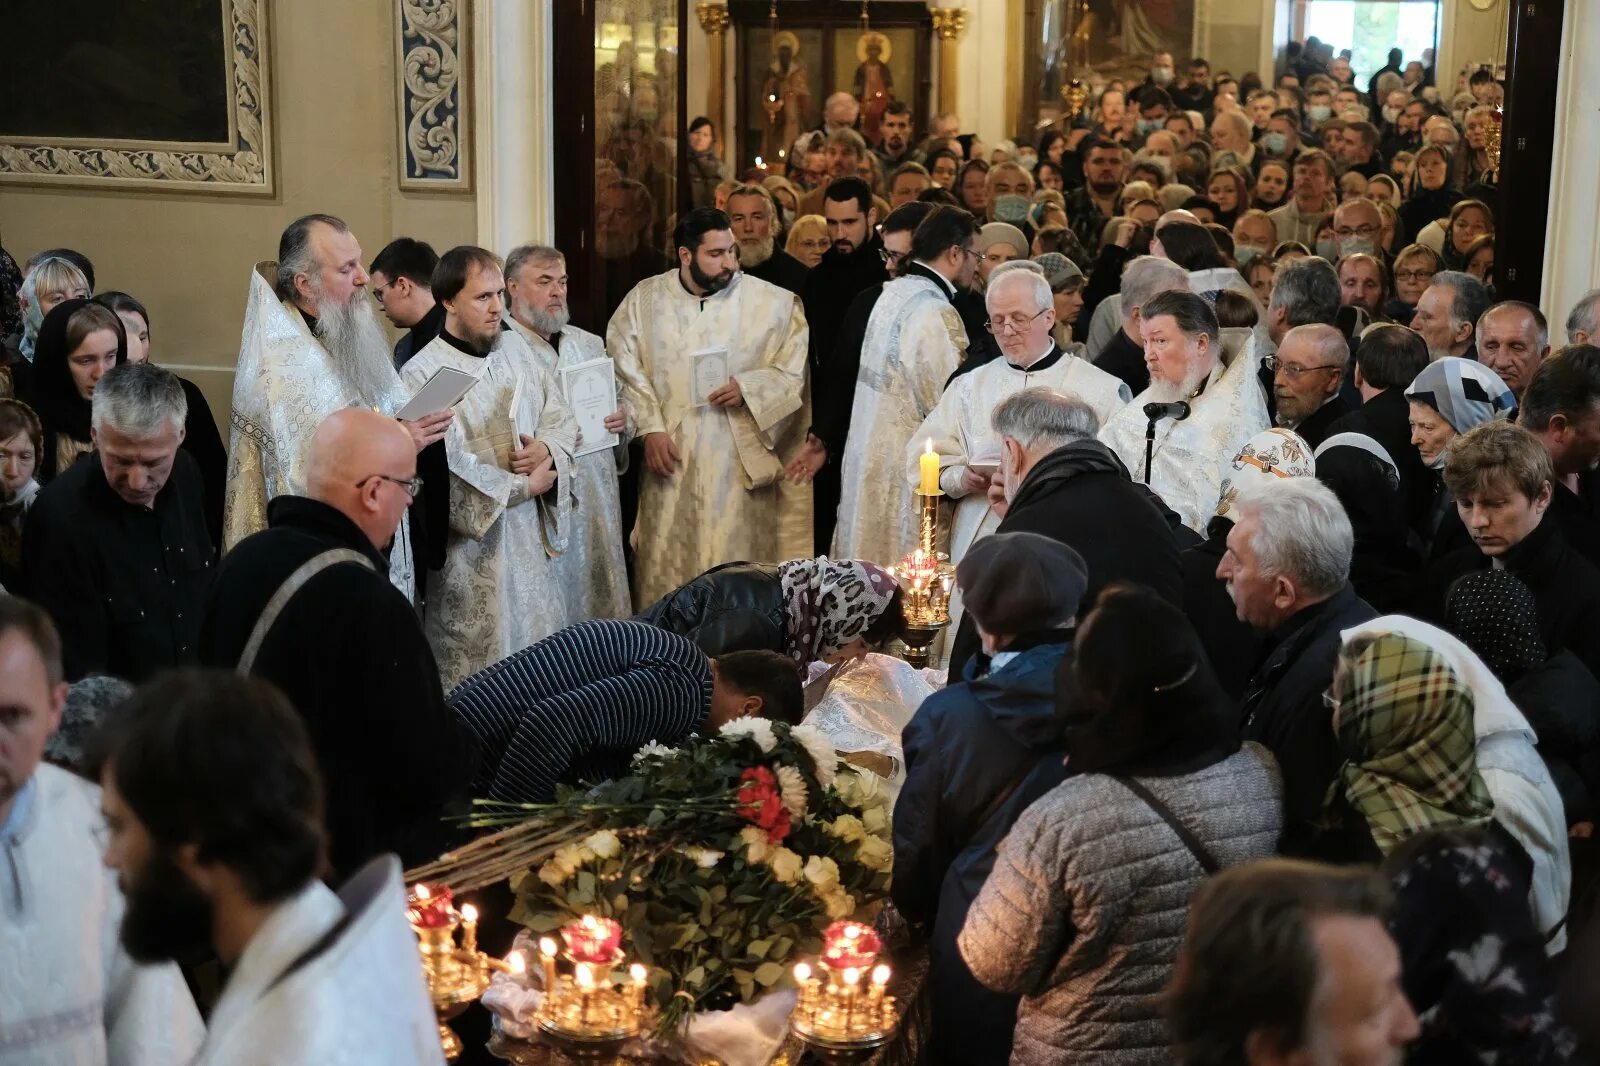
1327, 633, 1494, 854
777, 557, 897, 664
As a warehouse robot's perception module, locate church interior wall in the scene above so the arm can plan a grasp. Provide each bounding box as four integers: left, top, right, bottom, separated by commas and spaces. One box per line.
0, 0, 477, 442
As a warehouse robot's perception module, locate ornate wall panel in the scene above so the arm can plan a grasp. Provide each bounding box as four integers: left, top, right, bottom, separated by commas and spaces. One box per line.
397, 0, 471, 190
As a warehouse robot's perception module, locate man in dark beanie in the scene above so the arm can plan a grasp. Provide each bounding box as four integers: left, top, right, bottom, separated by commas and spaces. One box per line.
892, 531, 1087, 1065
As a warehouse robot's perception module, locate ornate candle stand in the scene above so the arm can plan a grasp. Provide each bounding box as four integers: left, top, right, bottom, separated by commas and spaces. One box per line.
789, 920, 900, 1063
529, 916, 650, 1061
889, 484, 954, 668
408, 883, 516, 1061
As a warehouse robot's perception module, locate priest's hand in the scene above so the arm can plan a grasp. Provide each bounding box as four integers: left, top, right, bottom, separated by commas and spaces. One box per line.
510, 434, 551, 475
643, 432, 682, 476
986, 476, 1009, 519
603, 408, 628, 434
401, 409, 453, 452
784, 434, 827, 484
707, 377, 744, 408
525, 455, 558, 497
960, 467, 991, 495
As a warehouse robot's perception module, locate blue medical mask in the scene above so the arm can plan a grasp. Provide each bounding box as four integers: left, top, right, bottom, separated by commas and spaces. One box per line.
1315, 238, 1339, 260
1339, 236, 1377, 257
1309, 104, 1333, 122
1260, 132, 1288, 155
1136, 118, 1162, 135
1234, 244, 1264, 266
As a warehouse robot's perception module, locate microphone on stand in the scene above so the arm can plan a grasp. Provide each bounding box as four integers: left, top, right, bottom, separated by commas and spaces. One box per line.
1142, 401, 1192, 484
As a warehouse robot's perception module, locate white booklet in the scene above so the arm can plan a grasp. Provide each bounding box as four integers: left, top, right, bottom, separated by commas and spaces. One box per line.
560, 357, 621, 457
691, 346, 730, 409
395, 365, 479, 421
967, 438, 1003, 477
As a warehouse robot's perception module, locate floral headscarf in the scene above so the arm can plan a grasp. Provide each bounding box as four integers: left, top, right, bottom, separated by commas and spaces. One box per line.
776, 557, 897, 664
1328, 633, 1494, 854
1214, 427, 1316, 524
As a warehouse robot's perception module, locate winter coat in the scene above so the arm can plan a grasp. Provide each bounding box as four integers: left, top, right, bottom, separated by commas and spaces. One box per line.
892, 635, 1074, 1065
633, 561, 786, 657
1181, 521, 1267, 700
958, 743, 1283, 1065
1509, 652, 1600, 826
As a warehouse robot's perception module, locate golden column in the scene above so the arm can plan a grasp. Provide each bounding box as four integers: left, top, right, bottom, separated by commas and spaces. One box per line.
696, 3, 732, 141
930, 7, 967, 119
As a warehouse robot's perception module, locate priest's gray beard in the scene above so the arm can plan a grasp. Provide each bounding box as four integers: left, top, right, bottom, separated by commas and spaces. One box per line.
312, 285, 401, 406
738, 235, 775, 268
1145, 358, 1212, 405
521, 304, 570, 335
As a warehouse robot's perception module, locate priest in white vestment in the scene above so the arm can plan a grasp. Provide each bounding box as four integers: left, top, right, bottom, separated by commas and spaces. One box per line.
224, 215, 454, 599
401, 247, 579, 688
1099, 290, 1270, 531
505, 244, 633, 620
832, 206, 977, 566
0, 604, 202, 1066
909, 266, 1129, 629
608, 209, 811, 606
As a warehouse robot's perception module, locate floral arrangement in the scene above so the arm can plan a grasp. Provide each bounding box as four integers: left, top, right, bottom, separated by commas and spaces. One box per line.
407, 719, 893, 1030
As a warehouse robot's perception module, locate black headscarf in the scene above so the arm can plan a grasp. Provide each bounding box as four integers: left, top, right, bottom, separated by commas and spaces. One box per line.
29, 297, 127, 478
1058, 582, 1241, 777
1446, 570, 1548, 684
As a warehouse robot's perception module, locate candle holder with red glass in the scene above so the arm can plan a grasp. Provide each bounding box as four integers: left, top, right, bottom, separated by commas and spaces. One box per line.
527, 914, 651, 1060
888, 445, 955, 668
407, 883, 519, 1061
789, 920, 901, 1063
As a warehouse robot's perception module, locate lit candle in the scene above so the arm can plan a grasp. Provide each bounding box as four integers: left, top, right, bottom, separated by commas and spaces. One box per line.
407, 882, 455, 929
869, 963, 890, 1005
842, 966, 860, 1028
460, 903, 478, 954
629, 963, 648, 1012
822, 920, 882, 970
507, 951, 526, 981
576, 963, 595, 1027
919, 438, 940, 495
538, 936, 559, 992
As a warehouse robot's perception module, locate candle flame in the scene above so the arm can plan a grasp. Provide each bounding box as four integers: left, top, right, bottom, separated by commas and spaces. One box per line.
630, 963, 648, 984
539, 937, 558, 958
844, 924, 860, 940
508, 951, 526, 975
414, 883, 431, 900
582, 914, 599, 930
460, 903, 477, 923
871, 964, 891, 986
576, 964, 595, 990
793, 962, 812, 982
755, 155, 764, 166
842, 967, 861, 987
924, 438, 934, 456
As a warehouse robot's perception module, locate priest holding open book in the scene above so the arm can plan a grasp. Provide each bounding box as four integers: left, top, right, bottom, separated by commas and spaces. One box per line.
400, 245, 580, 687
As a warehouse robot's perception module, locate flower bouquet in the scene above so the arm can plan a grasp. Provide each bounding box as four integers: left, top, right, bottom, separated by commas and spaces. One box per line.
407, 719, 894, 1034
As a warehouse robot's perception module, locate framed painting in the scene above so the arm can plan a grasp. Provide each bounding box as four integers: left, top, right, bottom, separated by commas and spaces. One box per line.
396, 0, 470, 190
0, 0, 274, 195
740, 24, 826, 168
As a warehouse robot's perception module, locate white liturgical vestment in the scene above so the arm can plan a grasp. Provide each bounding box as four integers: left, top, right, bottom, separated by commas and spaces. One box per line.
832, 269, 967, 566
508, 318, 633, 619
402, 329, 579, 687
194, 856, 444, 1066
909, 344, 1130, 628
224, 269, 415, 598
608, 270, 811, 606
1098, 328, 1270, 531
0, 764, 203, 1066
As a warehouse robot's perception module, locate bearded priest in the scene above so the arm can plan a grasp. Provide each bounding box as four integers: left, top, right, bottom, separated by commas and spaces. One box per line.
608, 208, 811, 606
402, 246, 580, 687
224, 214, 453, 600
1097, 290, 1270, 531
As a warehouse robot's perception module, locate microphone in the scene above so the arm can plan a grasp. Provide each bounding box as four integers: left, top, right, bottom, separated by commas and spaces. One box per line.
1142, 400, 1191, 421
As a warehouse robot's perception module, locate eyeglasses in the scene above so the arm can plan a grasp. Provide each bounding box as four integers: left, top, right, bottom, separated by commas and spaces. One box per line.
1333, 223, 1379, 238
985, 307, 1051, 334
1394, 269, 1436, 282
359, 473, 424, 498
879, 248, 906, 267
1263, 354, 1343, 379
369, 281, 395, 304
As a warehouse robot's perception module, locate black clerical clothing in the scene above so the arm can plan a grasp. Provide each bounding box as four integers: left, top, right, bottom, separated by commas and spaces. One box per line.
1286, 394, 1354, 450
802, 235, 888, 381
944, 287, 1003, 387
812, 284, 884, 550
177, 375, 228, 548
393, 300, 444, 369
22, 449, 213, 683
1093, 327, 1151, 396
198, 495, 475, 878
745, 248, 810, 297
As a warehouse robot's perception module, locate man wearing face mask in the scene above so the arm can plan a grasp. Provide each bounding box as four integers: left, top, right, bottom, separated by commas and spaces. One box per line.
1132, 88, 1173, 145
1331, 198, 1385, 262
1262, 109, 1304, 168
1232, 210, 1277, 272
1303, 88, 1335, 133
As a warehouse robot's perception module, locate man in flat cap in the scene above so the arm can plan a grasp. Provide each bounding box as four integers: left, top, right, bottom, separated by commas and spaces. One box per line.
891, 531, 1088, 1065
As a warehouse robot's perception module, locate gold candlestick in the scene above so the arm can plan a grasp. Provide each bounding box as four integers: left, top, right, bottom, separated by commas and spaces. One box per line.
889, 489, 955, 667
790, 922, 901, 1061
407, 885, 503, 1062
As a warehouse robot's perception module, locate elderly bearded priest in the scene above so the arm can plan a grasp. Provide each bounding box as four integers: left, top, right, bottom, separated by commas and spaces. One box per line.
1098, 289, 1269, 531
224, 214, 454, 599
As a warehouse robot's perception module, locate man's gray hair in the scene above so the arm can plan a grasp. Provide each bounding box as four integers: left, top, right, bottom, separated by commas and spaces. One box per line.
987, 264, 1051, 313
1269, 257, 1340, 327
1477, 300, 1549, 351
504, 243, 564, 283
1234, 476, 1353, 599
91, 362, 188, 439
1565, 288, 1600, 343
1429, 270, 1491, 334
1121, 255, 1188, 314
992, 387, 1100, 451
275, 213, 349, 300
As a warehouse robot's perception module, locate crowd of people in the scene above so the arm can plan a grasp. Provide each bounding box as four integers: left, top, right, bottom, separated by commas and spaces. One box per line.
2, 31, 1600, 1066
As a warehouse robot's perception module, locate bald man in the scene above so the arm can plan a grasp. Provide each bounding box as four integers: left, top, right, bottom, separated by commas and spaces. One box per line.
199, 407, 476, 877
1270, 323, 1353, 448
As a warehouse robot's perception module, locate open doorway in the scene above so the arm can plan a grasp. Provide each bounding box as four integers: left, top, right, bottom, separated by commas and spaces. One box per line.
1294, 0, 1440, 86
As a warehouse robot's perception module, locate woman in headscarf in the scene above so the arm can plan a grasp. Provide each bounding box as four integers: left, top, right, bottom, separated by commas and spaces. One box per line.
1398, 144, 1462, 244
1439, 198, 1494, 272
957, 584, 1282, 1065
634, 556, 903, 665
1405, 356, 1516, 558
26, 298, 126, 482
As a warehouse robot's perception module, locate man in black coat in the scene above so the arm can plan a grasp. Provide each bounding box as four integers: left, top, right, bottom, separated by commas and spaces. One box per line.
1219, 476, 1375, 852
944, 389, 1187, 681
1519, 344, 1600, 567
728, 183, 809, 296
1269, 324, 1353, 450
198, 408, 475, 878
23, 363, 213, 683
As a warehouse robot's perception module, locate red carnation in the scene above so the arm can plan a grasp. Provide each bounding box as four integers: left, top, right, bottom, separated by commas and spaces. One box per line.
737, 766, 792, 844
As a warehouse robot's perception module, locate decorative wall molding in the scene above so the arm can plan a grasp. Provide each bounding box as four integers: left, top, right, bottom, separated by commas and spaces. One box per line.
397, 0, 470, 190
0, 0, 274, 195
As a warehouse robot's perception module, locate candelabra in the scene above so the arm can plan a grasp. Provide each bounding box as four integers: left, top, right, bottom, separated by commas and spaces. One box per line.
1485, 106, 1504, 180
789, 921, 900, 1063
528, 915, 650, 1061
408, 883, 517, 1061
888, 441, 954, 667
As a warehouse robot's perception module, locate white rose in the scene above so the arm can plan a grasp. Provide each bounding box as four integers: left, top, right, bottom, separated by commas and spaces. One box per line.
861, 806, 889, 835
823, 889, 855, 919
856, 834, 893, 873
829, 815, 865, 843
584, 830, 622, 860
769, 847, 804, 884
804, 855, 841, 889
537, 861, 569, 887
740, 826, 772, 864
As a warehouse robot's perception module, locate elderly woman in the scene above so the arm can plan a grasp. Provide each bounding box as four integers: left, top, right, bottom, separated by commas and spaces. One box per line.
1383, 243, 1442, 325
1034, 253, 1086, 350
1399, 145, 1462, 244
1405, 356, 1517, 558
634, 556, 904, 666
11, 255, 90, 370
958, 583, 1282, 1065
784, 214, 830, 269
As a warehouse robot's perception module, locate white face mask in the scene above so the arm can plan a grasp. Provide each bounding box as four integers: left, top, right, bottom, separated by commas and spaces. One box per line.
1151, 66, 1174, 86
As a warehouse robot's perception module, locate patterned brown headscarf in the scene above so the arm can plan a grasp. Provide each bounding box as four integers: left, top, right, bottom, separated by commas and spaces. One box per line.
777, 557, 897, 663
